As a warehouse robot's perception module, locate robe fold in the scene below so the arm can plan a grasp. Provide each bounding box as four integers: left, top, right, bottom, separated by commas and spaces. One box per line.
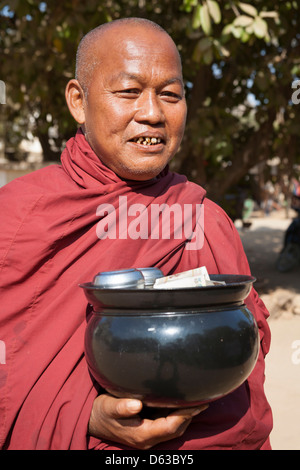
0, 129, 272, 450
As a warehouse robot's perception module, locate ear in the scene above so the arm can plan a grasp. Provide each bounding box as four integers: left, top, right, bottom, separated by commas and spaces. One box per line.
65, 79, 86, 124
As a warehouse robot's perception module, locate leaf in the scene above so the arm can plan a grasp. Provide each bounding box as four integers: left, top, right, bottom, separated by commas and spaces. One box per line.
238, 2, 258, 17
221, 24, 233, 36
215, 41, 230, 57
233, 15, 254, 27
219, 44, 230, 57
253, 16, 268, 38
203, 47, 213, 64
192, 4, 202, 29
241, 30, 250, 42
192, 37, 212, 62
207, 0, 221, 24
182, 0, 198, 13
245, 23, 254, 34
200, 3, 212, 35
260, 11, 279, 19
198, 37, 213, 51
231, 26, 243, 38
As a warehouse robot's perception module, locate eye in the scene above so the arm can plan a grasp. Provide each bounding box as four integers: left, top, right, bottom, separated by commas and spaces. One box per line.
117, 89, 140, 98
160, 91, 183, 102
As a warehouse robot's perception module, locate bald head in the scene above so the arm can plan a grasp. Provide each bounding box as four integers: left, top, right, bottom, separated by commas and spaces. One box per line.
75, 18, 181, 94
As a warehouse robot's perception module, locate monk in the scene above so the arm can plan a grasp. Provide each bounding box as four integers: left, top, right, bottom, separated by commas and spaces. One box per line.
0, 18, 272, 450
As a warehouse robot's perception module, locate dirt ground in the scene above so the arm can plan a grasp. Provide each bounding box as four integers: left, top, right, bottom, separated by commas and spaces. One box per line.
236, 209, 300, 450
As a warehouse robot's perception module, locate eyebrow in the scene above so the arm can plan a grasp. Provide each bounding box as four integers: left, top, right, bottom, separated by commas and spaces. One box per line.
109, 72, 184, 88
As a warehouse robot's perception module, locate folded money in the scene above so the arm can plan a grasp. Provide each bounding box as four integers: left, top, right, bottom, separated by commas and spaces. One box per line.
153, 266, 225, 289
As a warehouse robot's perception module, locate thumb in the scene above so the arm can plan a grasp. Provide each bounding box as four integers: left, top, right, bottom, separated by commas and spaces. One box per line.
112, 397, 143, 418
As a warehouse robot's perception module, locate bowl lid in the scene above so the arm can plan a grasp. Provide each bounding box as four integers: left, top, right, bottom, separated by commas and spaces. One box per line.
92, 268, 144, 289
136, 267, 164, 285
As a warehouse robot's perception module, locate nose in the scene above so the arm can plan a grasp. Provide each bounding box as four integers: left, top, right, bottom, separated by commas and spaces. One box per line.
134, 90, 165, 124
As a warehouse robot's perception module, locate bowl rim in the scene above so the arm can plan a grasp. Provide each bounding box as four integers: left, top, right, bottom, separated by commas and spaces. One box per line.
79, 274, 256, 292
79, 274, 256, 310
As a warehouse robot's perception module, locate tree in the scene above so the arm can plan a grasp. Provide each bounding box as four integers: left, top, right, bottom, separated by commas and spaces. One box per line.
1, 0, 299, 203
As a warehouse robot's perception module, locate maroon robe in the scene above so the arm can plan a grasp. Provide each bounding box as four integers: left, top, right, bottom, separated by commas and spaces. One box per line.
0, 129, 272, 450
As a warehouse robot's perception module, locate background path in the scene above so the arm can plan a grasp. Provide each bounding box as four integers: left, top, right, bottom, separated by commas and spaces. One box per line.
237, 211, 300, 450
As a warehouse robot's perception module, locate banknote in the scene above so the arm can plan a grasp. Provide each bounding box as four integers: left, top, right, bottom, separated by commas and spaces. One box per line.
153, 266, 225, 289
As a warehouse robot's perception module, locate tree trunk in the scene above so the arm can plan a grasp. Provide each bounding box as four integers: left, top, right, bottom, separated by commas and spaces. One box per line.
36, 130, 61, 162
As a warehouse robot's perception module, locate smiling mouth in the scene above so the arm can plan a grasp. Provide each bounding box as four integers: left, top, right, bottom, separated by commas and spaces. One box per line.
131, 136, 164, 146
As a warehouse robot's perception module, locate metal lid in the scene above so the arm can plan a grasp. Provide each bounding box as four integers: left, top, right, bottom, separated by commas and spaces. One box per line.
93, 268, 145, 289
136, 267, 164, 287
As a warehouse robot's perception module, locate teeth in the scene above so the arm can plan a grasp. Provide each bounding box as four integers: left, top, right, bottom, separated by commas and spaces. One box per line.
134, 137, 162, 145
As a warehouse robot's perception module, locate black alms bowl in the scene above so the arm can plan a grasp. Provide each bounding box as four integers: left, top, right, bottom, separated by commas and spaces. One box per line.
81, 274, 259, 408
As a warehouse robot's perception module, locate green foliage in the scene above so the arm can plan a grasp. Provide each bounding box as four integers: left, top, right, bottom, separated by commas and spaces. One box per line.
1, 0, 300, 201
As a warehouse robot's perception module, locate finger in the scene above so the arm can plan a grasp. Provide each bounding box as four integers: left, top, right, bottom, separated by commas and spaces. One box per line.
137, 404, 209, 445
168, 403, 209, 419
149, 404, 209, 440
101, 394, 143, 419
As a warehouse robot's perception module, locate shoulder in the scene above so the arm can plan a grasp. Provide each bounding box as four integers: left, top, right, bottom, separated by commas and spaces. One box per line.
166, 173, 206, 203
0, 164, 72, 227
165, 175, 235, 232
203, 197, 235, 226
8, 164, 72, 192
0, 164, 75, 203
178, 178, 235, 227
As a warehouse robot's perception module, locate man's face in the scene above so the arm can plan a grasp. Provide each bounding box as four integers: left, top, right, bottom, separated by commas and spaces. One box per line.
79, 26, 187, 181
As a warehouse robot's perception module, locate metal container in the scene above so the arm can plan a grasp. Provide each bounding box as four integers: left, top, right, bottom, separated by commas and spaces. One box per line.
93, 268, 144, 289
136, 267, 164, 287
81, 274, 259, 408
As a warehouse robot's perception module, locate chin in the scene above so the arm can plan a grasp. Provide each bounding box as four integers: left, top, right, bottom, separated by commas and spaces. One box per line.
121, 173, 160, 182
118, 165, 167, 182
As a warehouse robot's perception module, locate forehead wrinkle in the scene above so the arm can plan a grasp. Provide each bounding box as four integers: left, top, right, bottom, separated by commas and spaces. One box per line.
108, 71, 184, 89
